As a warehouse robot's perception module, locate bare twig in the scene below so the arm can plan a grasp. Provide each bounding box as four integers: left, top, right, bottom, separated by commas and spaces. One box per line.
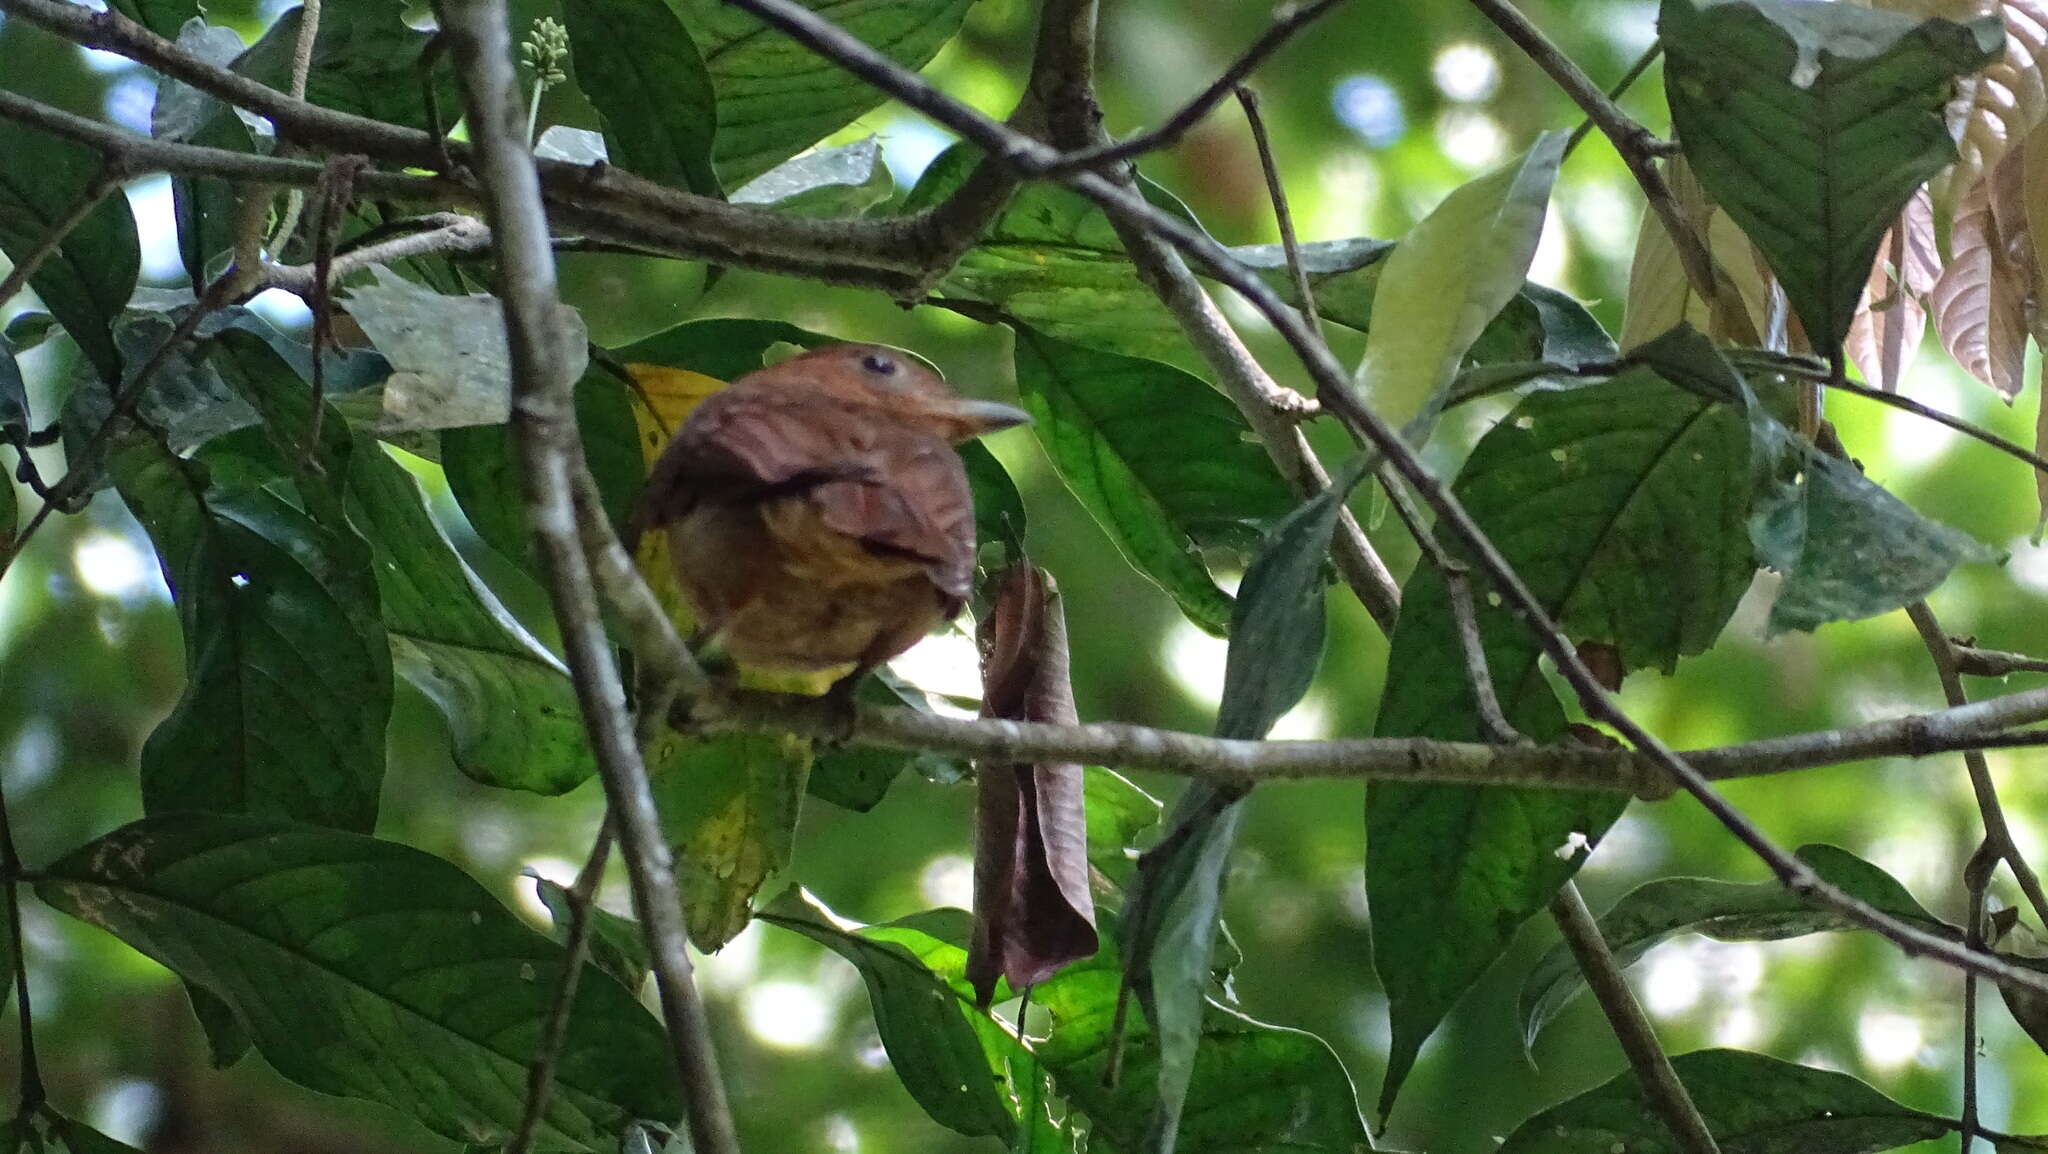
0, 164, 122, 313
302, 155, 365, 470
507, 821, 616, 1154
1908, 603, 2048, 930
431, 2, 738, 1151
1235, 84, 1322, 346
711, 0, 2048, 997
1953, 644, 2048, 677
262, 213, 493, 293
1550, 882, 1722, 1154
1033, 0, 1351, 175
1959, 840, 1996, 1154
568, 464, 706, 696
1562, 44, 1662, 160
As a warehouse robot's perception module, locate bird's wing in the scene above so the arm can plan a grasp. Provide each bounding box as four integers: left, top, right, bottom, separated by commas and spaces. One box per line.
633, 385, 867, 532
810, 434, 976, 603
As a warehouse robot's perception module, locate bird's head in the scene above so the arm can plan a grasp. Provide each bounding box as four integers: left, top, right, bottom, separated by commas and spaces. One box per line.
762, 343, 1031, 443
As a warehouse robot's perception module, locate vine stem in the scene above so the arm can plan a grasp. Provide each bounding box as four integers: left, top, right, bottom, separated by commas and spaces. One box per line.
0, 783, 42, 1114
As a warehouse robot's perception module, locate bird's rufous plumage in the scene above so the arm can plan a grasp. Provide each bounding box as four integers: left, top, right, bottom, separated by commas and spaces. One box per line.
633, 343, 1028, 678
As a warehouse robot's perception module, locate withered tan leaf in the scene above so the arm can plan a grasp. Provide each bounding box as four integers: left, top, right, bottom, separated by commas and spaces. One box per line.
1846, 188, 1941, 391
1620, 159, 1769, 350
1931, 154, 2034, 400
967, 563, 1097, 1007
1947, 0, 2048, 198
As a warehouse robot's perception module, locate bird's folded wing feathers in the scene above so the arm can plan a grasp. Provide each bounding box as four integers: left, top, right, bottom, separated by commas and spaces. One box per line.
810, 438, 976, 601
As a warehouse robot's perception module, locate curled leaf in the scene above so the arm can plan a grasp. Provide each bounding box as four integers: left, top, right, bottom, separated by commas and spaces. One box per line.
1950, 0, 2048, 196
1932, 153, 2033, 399
968, 563, 1098, 1007
1845, 188, 1941, 391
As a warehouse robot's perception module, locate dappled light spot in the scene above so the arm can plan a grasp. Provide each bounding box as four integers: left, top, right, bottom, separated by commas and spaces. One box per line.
741, 979, 836, 1052
1332, 74, 1404, 148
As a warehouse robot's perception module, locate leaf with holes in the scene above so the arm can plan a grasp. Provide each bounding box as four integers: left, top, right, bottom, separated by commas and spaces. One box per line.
1662, 0, 2002, 351
733, 136, 894, 217
1371, 330, 1759, 1114
37, 815, 679, 1150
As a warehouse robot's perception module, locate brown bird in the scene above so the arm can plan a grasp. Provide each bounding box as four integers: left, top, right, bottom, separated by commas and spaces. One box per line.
634, 343, 1029, 695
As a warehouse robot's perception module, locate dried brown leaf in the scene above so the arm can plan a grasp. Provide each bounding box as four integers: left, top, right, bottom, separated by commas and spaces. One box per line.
1932, 155, 2033, 399
1619, 159, 1769, 349
1950, 0, 2048, 196
1846, 189, 1941, 391
967, 563, 1097, 1006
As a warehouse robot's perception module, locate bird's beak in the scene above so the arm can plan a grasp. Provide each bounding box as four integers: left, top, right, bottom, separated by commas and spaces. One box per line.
943, 398, 1033, 438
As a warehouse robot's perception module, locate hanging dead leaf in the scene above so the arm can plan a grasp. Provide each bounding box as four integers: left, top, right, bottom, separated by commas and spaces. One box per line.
1846, 189, 1941, 391
967, 562, 1098, 1007
1619, 158, 1769, 349
1947, 0, 2048, 199
1931, 153, 2034, 400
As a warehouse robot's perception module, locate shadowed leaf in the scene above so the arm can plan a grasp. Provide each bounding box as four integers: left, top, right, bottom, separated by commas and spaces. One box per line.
562, 0, 722, 198
0, 119, 138, 383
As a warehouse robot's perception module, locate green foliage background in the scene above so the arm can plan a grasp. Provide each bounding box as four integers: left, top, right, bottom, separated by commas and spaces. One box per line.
2, 0, 2046, 1150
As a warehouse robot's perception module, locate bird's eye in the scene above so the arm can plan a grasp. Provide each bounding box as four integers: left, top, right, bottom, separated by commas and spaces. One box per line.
861, 352, 898, 377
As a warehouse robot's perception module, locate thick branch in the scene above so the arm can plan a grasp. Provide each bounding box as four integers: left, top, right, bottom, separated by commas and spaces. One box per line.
707, 0, 2048, 997
683, 681, 2048, 793
433, 1, 738, 1150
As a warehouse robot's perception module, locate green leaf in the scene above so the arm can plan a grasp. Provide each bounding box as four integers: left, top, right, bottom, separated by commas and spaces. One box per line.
610, 316, 835, 381
115, 436, 391, 832
0, 882, 15, 1016
960, 438, 1026, 559
1498, 1048, 1954, 1153
1354, 133, 1564, 435
761, 887, 1017, 1139
1012, 326, 1293, 635
37, 815, 680, 1150
562, 0, 723, 198
1371, 335, 1759, 1113
42, 1115, 143, 1154
530, 873, 653, 993
1660, 0, 2002, 351
154, 18, 255, 287
350, 445, 598, 794
109, 0, 198, 36
1519, 845, 1954, 1046
234, 1, 459, 132
1235, 238, 1616, 368
732, 136, 894, 216
184, 979, 251, 1068
1082, 766, 1160, 878
652, 733, 813, 950
673, 0, 978, 185
1215, 459, 1368, 740
0, 120, 139, 383
1024, 935, 1372, 1153
1750, 431, 1990, 632
807, 671, 968, 811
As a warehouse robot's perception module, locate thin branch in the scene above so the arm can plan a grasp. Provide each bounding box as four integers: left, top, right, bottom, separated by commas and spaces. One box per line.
507, 821, 615, 1154
1959, 839, 1995, 1154
1235, 84, 1322, 346
1464, 0, 1715, 302
1953, 644, 2048, 677
568, 463, 706, 697
1032, 0, 1351, 175
1908, 603, 2048, 930
0, 164, 122, 313
431, 2, 738, 1152
709, 0, 2048, 997
1549, 882, 1723, 1154
1562, 44, 1662, 160
0, 783, 42, 1114
262, 213, 493, 294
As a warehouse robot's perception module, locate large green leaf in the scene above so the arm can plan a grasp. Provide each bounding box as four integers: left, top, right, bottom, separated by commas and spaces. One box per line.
1012, 327, 1293, 634
673, 0, 977, 185
1354, 134, 1563, 434
234, 1, 458, 132
653, 732, 813, 951
1750, 429, 1990, 632
37, 815, 680, 1149
562, 0, 722, 198
351, 445, 598, 794
115, 437, 391, 832
1371, 332, 1759, 1114
760, 888, 1019, 1140
0, 120, 138, 383
1660, 0, 2002, 351
1499, 1049, 1956, 1153
1518, 845, 1954, 1046
153, 18, 255, 287
109, 0, 198, 36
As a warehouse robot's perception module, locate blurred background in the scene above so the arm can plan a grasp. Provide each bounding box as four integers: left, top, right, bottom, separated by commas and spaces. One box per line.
3, 0, 2046, 1150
